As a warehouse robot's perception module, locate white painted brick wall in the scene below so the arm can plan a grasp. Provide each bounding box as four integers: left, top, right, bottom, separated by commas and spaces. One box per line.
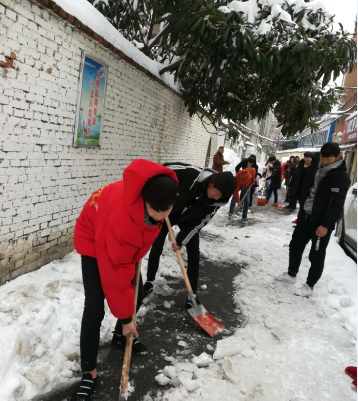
0, 0, 215, 283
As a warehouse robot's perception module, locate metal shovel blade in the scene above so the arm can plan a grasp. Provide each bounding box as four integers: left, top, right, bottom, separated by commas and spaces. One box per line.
186, 293, 225, 337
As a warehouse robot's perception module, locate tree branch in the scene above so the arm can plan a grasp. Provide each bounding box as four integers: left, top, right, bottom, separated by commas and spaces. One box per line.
147, 24, 171, 51
159, 59, 181, 75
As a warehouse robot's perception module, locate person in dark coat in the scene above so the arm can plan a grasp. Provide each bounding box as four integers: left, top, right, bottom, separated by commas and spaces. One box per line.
287, 152, 313, 211
276, 143, 351, 297
144, 163, 236, 307
235, 154, 259, 207
265, 159, 281, 205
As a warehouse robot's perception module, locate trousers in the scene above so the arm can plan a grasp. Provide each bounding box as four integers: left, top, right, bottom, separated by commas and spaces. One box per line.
288, 211, 332, 288
80, 256, 143, 371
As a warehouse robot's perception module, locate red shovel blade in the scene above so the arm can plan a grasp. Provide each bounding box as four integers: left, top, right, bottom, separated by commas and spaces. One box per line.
275, 206, 284, 209
187, 303, 225, 337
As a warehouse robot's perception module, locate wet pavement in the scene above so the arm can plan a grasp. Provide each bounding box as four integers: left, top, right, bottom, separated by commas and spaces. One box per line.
32, 251, 245, 401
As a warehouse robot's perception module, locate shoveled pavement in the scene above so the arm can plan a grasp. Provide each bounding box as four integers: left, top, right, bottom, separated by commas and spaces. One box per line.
32, 243, 246, 401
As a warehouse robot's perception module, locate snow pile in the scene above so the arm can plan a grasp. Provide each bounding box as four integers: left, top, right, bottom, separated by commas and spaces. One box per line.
151, 206, 357, 401
0, 253, 116, 401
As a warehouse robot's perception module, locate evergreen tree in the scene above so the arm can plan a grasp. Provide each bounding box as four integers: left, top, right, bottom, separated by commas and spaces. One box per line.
88, 0, 356, 136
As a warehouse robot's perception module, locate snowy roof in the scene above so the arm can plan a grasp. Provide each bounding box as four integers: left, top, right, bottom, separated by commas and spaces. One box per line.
48, 0, 180, 92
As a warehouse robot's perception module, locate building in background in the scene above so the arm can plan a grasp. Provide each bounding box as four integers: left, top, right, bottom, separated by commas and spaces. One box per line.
332, 24, 357, 184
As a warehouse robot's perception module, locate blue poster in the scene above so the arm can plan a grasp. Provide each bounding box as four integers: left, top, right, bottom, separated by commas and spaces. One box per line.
75, 55, 107, 147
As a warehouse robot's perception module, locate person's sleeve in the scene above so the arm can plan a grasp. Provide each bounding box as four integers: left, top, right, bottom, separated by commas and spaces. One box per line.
176, 218, 209, 247
214, 154, 227, 167
235, 161, 243, 173
320, 174, 351, 229
96, 223, 140, 322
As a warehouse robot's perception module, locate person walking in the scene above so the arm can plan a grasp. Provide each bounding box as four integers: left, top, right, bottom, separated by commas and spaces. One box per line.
144, 163, 236, 306
276, 143, 350, 297
70, 159, 178, 401
212, 146, 230, 172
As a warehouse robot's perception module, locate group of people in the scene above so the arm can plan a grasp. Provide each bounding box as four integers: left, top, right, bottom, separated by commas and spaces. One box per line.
69, 142, 351, 400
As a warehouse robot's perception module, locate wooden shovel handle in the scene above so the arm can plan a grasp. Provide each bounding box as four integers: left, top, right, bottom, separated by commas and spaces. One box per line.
120, 259, 142, 397
233, 183, 253, 215
165, 217, 193, 293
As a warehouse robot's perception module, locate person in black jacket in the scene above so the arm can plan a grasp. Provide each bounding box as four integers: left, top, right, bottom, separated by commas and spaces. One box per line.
276, 143, 351, 297
235, 154, 259, 207
144, 163, 237, 307
288, 152, 314, 211
265, 159, 281, 205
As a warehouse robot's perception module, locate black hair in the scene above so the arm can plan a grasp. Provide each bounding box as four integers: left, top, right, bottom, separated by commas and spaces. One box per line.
321, 142, 340, 157
142, 175, 178, 211
304, 152, 312, 158
268, 156, 276, 162
289, 155, 295, 161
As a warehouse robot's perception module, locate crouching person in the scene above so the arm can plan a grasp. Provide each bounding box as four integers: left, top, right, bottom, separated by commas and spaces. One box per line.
70, 159, 178, 401
143, 162, 236, 308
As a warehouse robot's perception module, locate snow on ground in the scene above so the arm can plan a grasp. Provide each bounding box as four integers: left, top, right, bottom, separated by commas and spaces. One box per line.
0, 194, 356, 400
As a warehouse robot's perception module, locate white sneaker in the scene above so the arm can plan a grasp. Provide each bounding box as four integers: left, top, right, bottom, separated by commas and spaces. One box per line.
294, 284, 313, 298
275, 272, 296, 284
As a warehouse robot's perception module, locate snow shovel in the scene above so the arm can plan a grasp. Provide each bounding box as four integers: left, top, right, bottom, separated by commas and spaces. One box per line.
230, 184, 253, 218
165, 217, 225, 337
119, 259, 142, 400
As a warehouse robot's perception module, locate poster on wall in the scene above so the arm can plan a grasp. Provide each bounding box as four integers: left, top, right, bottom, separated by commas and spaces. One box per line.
74, 53, 108, 147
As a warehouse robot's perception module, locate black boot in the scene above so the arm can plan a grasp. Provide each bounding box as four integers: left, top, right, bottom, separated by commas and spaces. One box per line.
69, 373, 98, 400
111, 332, 148, 355
143, 281, 154, 297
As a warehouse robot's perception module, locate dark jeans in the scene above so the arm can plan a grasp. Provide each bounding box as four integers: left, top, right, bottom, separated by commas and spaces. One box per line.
80, 256, 143, 371
147, 216, 200, 293
249, 185, 255, 207
288, 211, 332, 288
266, 186, 278, 203
288, 188, 297, 209
229, 187, 250, 217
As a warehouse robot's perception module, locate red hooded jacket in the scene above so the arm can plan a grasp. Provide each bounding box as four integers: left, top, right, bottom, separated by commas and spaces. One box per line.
234, 168, 256, 203
74, 159, 178, 321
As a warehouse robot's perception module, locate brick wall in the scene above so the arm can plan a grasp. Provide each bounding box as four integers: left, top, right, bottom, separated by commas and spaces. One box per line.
0, 0, 217, 284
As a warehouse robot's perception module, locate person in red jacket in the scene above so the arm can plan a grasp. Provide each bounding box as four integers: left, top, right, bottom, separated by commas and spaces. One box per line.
229, 167, 256, 218
70, 159, 178, 401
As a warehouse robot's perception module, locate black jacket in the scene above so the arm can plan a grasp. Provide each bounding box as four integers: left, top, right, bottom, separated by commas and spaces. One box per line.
293, 158, 316, 197
297, 155, 350, 229
164, 162, 236, 246
235, 159, 259, 175
288, 162, 300, 187
268, 160, 282, 189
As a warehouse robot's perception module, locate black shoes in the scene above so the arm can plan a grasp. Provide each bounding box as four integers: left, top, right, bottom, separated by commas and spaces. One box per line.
69, 373, 98, 400
111, 332, 148, 355
143, 281, 154, 297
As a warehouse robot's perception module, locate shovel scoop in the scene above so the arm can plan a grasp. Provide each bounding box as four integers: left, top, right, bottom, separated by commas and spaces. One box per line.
165, 217, 225, 337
